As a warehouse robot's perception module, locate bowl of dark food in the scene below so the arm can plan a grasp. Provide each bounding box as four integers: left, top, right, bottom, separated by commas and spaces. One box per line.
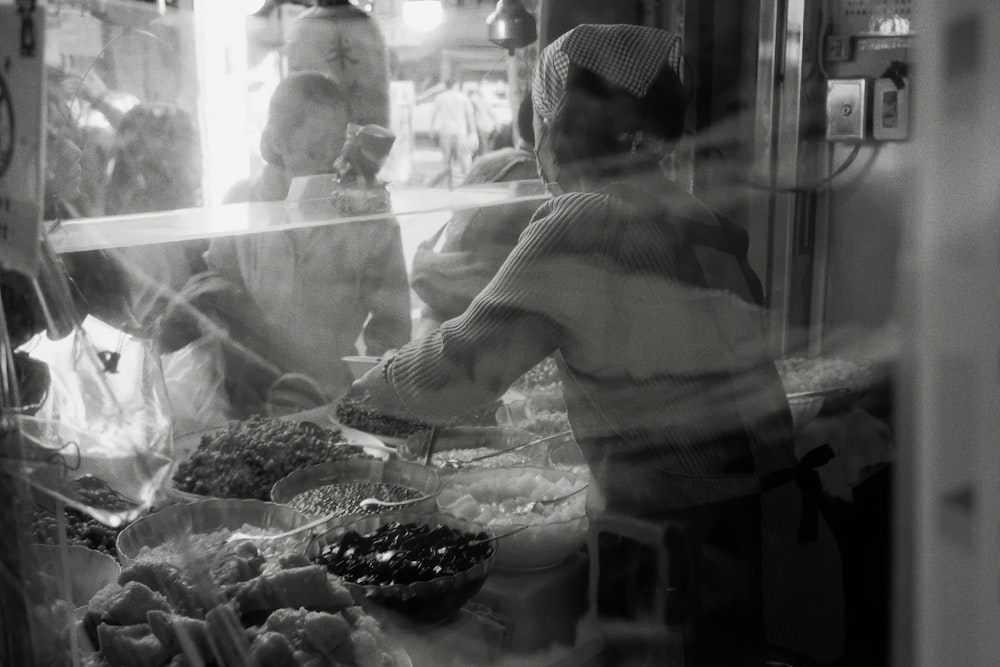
271, 458, 441, 527
171, 416, 375, 501
397, 426, 548, 470
308, 512, 496, 623
115, 498, 313, 566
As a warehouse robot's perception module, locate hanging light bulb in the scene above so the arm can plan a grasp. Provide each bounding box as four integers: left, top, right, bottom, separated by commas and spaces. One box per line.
403, 0, 443, 33
486, 0, 537, 55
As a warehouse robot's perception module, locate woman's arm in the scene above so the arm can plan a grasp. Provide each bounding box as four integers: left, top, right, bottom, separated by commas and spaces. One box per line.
355, 195, 599, 422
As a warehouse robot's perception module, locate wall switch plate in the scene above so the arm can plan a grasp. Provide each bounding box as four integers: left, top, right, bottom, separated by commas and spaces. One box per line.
872, 77, 910, 140
826, 78, 868, 141
824, 35, 853, 62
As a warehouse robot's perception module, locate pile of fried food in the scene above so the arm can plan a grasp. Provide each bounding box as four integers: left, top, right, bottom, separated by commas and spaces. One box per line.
81, 541, 406, 667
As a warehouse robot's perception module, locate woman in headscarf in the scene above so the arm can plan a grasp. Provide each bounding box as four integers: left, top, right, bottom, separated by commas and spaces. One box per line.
352, 24, 843, 666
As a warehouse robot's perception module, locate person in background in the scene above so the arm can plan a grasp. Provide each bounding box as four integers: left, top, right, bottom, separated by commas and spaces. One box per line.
103, 103, 207, 335
43, 69, 131, 332
428, 79, 477, 189
411, 94, 545, 337
285, 0, 391, 127
352, 24, 843, 666
160, 72, 410, 416
468, 87, 498, 159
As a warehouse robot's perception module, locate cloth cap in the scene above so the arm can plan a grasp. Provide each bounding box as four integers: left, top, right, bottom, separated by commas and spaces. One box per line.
532, 24, 683, 121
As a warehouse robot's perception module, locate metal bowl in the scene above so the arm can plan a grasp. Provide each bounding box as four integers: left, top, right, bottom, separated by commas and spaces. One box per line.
436, 466, 589, 572
397, 426, 545, 470
788, 395, 825, 432
271, 458, 441, 526
306, 511, 496, 623
115, 498, 311, 566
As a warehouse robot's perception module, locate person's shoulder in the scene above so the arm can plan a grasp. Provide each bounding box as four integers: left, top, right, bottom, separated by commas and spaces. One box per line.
532, 191, 610, 222
463, 148, 535, 185
222, 178, 255, 204
519, 191, 611, 247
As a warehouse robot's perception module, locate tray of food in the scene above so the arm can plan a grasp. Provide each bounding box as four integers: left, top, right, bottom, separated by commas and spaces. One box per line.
777, 356, 876, 414
331, 392, 501, 448
170, 416, 380, 501
437, 467, 589, 572
397, 426, 550, 470
77, 540, 412, 666
271, 458, 441, 526
307, 512, 496, 623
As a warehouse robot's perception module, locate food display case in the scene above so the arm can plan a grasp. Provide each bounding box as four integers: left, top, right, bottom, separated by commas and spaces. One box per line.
3, 0, 1000, 666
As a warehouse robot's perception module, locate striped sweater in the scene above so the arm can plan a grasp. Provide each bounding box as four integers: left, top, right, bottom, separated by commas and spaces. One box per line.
387, 178, 844, 660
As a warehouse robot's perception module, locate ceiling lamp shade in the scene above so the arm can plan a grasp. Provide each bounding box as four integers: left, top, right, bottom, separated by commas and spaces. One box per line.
486, 0, 537, 55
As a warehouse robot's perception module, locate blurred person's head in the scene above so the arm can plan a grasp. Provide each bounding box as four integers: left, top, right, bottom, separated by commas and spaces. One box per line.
107, 103, 202, 215
44, 70, 84, 213
531, 24, 687, 193
260, 72, 351, 180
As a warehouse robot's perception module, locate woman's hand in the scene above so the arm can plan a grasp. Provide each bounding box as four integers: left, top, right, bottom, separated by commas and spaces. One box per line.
348, 358, 412, 421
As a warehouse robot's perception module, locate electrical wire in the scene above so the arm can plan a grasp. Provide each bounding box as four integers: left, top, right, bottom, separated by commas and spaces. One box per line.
706, 141, 875, 195
817, 0, 832, 81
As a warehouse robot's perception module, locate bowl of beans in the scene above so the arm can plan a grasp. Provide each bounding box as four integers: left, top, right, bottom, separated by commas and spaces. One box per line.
271, 458, 441, 529
397, 426, 548, 471
308, 511, 496, 622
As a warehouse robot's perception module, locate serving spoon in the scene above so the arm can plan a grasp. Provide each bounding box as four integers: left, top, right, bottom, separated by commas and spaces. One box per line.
441, 430, 574, 469
225, 492, 438, 544
466, 485, 590, 545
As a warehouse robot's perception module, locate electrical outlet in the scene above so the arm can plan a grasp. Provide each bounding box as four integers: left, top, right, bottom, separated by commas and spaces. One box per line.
824, 35, 853, 62
826, 79, 868, 142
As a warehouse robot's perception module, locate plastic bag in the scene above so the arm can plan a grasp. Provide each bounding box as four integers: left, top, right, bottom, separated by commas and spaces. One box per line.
15, 317, 174, 526
161, 335, 234, 436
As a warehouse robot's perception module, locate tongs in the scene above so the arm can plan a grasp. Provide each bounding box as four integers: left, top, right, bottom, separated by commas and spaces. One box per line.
441, 430, 573, 469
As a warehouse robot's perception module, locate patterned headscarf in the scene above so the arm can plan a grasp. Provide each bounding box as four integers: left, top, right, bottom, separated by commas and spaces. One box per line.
532, 24, 683, 121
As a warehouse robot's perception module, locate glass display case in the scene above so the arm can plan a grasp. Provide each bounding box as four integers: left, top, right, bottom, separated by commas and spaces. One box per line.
2, 0, 999, 666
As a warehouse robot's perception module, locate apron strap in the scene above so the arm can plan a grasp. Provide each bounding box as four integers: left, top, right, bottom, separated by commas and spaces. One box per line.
759, 444, 835, 544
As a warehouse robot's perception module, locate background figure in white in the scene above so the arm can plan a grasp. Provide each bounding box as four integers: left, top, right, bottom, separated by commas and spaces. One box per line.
469, 88, 498, 159
428, 80, 477, 189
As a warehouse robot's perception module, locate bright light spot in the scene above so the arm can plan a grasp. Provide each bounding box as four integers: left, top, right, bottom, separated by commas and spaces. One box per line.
403, 0, 443, 32
243, 0, 268, 15
365, 3, 373, 11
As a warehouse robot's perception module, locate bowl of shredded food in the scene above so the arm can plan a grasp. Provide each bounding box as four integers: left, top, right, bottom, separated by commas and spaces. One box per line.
171, 416, 375, 501
778, 357, 875, 414
437, 466, 588, 571
115, 498, 313, 566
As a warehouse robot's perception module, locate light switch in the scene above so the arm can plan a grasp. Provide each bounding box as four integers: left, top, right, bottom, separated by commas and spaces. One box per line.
826, 79, 868, 142
873, 77, 909, 141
